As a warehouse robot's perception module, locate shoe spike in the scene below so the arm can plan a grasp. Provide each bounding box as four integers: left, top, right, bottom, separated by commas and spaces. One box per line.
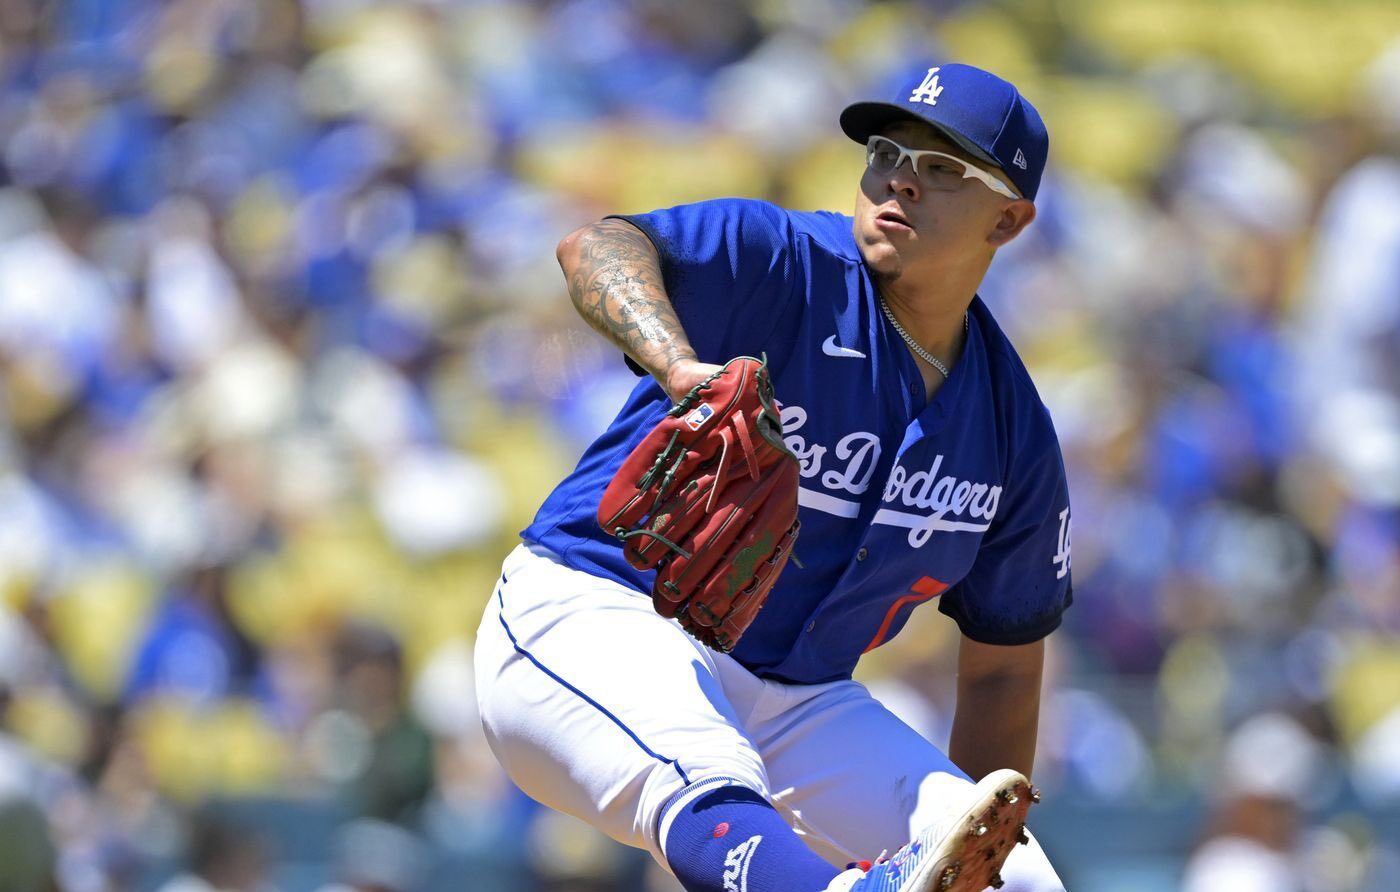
989, 874, 1005, 889
1017, 826, 1030, 845
939, 864, 960, 889
1030, 787, 1041, 804
971, 823, 988, 837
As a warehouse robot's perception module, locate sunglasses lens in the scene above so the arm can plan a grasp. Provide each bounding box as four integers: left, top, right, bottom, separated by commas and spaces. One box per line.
867, 137, 901, 174
916, 155, 968, 190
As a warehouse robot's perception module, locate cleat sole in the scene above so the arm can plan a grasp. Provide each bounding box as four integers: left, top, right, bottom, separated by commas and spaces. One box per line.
920, 769, 1037, 892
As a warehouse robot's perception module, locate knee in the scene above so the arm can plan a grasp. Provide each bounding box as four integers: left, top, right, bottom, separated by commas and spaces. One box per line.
645, 769, 769, 852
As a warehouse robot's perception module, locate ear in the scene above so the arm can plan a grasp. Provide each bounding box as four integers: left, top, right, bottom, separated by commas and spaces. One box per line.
987, 199, 1036, 247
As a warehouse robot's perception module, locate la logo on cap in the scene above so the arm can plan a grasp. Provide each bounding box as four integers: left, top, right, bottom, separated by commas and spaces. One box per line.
909, 67, 944, 107
1013, 148, 1028, 170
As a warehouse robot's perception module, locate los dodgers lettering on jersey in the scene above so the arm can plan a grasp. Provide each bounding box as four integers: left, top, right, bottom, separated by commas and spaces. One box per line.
525, 198, 1072, 684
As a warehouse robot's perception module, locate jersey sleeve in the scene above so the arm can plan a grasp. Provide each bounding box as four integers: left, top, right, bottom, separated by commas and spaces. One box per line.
607, 198, 800, 367
938, 410, 1074, 645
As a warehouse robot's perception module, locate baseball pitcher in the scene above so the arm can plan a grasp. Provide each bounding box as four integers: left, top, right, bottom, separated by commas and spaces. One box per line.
475, 62, 1073, 892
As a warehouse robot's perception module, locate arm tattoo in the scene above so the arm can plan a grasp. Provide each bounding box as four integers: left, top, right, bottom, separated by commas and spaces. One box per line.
562, 219, 697, 382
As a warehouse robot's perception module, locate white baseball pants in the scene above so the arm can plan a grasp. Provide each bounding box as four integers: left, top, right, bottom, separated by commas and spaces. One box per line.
474, 543, 1065, 890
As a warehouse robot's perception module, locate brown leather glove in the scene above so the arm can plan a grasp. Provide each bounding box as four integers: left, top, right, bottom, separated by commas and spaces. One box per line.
598, 356, 800, 652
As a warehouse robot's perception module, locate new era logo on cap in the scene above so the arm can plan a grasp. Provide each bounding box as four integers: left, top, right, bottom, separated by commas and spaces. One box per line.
1013, 148, 1028, 170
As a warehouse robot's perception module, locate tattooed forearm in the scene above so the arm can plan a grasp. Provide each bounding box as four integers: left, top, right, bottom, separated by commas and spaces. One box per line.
557, 218, 698, 384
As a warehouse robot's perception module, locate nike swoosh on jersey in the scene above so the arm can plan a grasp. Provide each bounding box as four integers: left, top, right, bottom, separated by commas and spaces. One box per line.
821, 335, 866, 359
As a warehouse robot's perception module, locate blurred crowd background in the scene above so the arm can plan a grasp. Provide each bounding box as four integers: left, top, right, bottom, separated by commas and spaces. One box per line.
0, 0, 1397, 890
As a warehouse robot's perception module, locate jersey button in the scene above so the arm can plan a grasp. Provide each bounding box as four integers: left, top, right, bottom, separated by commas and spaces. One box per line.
856, 547, 868, 561
806, 621, 816, 633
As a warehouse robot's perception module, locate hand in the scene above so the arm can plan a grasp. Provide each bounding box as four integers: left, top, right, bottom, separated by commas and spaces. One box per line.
663, 359, 725, 403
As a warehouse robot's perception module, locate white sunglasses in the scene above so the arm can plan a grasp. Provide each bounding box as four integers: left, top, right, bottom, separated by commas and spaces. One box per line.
865, 135, 1019, 200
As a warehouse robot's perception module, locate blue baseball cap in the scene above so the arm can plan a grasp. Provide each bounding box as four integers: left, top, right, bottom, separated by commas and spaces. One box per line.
840, 63, 1049, 201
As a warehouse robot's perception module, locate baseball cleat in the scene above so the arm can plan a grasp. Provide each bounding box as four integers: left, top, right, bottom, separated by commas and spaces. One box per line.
822, 769, 1038, 892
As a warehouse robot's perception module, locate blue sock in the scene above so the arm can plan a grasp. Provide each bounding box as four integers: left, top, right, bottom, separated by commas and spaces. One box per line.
659, 777, 840, 892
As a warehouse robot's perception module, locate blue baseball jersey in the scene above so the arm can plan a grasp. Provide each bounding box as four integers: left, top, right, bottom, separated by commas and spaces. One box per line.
524, 198, 1073, 685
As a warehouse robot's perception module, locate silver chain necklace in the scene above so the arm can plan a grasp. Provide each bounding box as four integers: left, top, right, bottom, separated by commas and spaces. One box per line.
878, 296, 968, 380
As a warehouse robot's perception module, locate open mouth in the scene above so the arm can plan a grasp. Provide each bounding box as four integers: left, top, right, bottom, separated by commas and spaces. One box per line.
876, 209, 913, 230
